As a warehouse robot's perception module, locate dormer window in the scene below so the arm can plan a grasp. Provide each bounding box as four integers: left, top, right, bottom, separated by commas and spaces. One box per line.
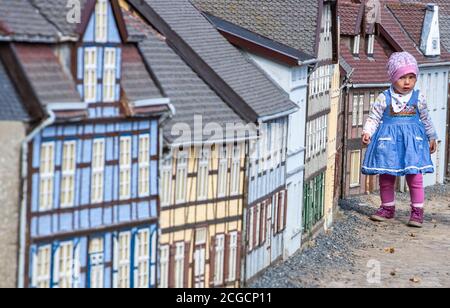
367, 34, 375, 56
353, 35, 361, 56
95, 0, 108, 42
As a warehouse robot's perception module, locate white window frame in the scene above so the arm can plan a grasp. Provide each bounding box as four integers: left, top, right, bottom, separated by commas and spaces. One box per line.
95, 0, 108, 43
61, 141, 76, 208
227, 232, 238, 282
160, 159, 173, 207
136, 229, 150, 288
119, 137, 132, 200
138, 134, 150, 197
33, 245, 51, 288
218, 146, 228, 198
103, 48, 117, 102
248, 207, 254, 251
350, 150, 362, 188
175, 150, 188, 204
118, 232, 131, 288
39, 142, 55, 211
89, 237, 104, 288
174, 242, 185, 288
231, 145, 241, 195
91, 139, 105, 204
56, 242, 74, 288
214, 234, 225, 286
352, 94, 359, 127
197, 148, 210, 201
84, 47, 97, 103
159, 245, 169, 288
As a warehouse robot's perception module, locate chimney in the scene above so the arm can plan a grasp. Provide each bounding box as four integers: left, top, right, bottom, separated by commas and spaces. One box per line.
420, 4, 441, 56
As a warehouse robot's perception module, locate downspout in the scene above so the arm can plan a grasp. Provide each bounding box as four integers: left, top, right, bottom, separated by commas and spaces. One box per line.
340, 69, 354, 200
18, 108, 56, 288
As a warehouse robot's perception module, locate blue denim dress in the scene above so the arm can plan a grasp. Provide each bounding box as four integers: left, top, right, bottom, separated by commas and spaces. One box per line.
362, 89, 434, 176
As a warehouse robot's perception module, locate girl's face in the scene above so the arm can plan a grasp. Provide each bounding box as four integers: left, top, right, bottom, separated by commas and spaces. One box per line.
393, 73, 417, 94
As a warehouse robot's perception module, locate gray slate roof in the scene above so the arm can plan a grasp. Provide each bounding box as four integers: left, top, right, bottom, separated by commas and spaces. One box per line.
142, 0, 296, 119
30, 0, 88, 38
191, 0, 320, 56
0, 59, 28, 121
138, 33, 250, 143
0, 0, 60, 42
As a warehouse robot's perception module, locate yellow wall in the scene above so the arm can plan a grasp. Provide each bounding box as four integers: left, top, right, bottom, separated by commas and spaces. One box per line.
324, 64, 340, 230
160, 143, 246, 288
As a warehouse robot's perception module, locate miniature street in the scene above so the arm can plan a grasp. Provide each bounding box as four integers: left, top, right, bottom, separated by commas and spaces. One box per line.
251, 183, 450, 288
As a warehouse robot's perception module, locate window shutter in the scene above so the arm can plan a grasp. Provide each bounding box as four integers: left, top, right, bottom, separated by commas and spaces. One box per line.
260, 202, 265, 245
184, 242, 190, 288
209, 237, 215, 287
224, 234, 230, 284
52, 243, 60, 288
246, 209, 251, 253
236, 232, 242, 283
283, 191, 288, 231
278, 193, 283, 233
168, 244, 176, 288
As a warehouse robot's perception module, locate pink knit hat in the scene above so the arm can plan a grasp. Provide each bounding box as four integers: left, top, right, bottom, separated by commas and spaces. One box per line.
387, 52, 419, 83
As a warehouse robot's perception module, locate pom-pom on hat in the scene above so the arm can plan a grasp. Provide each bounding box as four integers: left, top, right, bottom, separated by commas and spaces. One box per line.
387, 52, 419, 83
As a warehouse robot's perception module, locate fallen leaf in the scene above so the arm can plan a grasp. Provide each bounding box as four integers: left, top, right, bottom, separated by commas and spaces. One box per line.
409, 233, 416, 238
384, 247, 395, 254
390, 271, 396, 277
410, 277, 421, 283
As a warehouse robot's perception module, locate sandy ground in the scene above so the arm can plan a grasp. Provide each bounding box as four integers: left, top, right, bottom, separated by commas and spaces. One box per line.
250, 184, 450, 288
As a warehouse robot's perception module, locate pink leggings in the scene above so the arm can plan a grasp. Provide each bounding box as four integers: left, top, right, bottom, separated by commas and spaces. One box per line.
380, 174, 424, 206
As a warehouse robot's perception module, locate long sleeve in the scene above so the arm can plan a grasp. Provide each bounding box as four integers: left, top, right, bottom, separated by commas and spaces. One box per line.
363, 93, 387, 137
417, 93, 438, 140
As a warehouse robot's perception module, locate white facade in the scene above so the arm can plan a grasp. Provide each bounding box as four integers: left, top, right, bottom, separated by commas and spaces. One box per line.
416, 65, 449, 187
248, 53, 309, 259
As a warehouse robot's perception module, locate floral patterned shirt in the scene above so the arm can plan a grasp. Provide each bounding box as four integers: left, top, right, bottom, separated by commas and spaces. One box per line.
362, 91, 438, 140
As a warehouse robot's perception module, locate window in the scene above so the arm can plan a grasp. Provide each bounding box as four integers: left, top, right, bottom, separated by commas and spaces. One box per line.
57, 242, 73, 288
279, 192, 286, 232
367, 35, 375, 55
119, 137, 132, 200
39, 143, 55, 211
95, 0, 108, 43
84, 47, 97, 103
160, 159, 172, 206
175, 242, 185, 288
61, 141, 76, 208
91, 139, 105, 204
218, 146, 228, 198
89, 238, 104, 288
350, 151, 362, 187
176, 151, 188, 203
231, 146, 241, 195
159, 246, 169, 288
358, 94, 365, 126
118, 232, 131, 288
353, 35, 361, 55
136, 229, 150, 288
138, 135, 150, 197
197, 148, 210, 200
369, 93, 376, 107
214, 234, 225, 286
33, 246, 51, 288
194, 229, 206, 288
228, 232, 238, 282
103, 48, 117, 102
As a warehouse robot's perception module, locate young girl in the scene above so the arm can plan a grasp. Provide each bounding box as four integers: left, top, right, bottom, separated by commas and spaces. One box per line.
361, 52, 438, 228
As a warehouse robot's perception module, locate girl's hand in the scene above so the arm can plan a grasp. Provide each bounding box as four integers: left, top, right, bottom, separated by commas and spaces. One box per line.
429, 139, 437, 154
362, 133, 371, 145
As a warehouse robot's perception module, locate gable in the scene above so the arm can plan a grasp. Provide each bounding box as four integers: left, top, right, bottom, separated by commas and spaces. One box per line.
80, 0, 127, 43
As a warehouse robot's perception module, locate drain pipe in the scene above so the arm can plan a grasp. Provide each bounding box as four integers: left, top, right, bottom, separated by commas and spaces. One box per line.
18, 108, 56, 288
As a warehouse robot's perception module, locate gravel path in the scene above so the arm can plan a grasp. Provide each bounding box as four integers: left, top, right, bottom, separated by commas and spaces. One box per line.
250, 183, 450, 288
